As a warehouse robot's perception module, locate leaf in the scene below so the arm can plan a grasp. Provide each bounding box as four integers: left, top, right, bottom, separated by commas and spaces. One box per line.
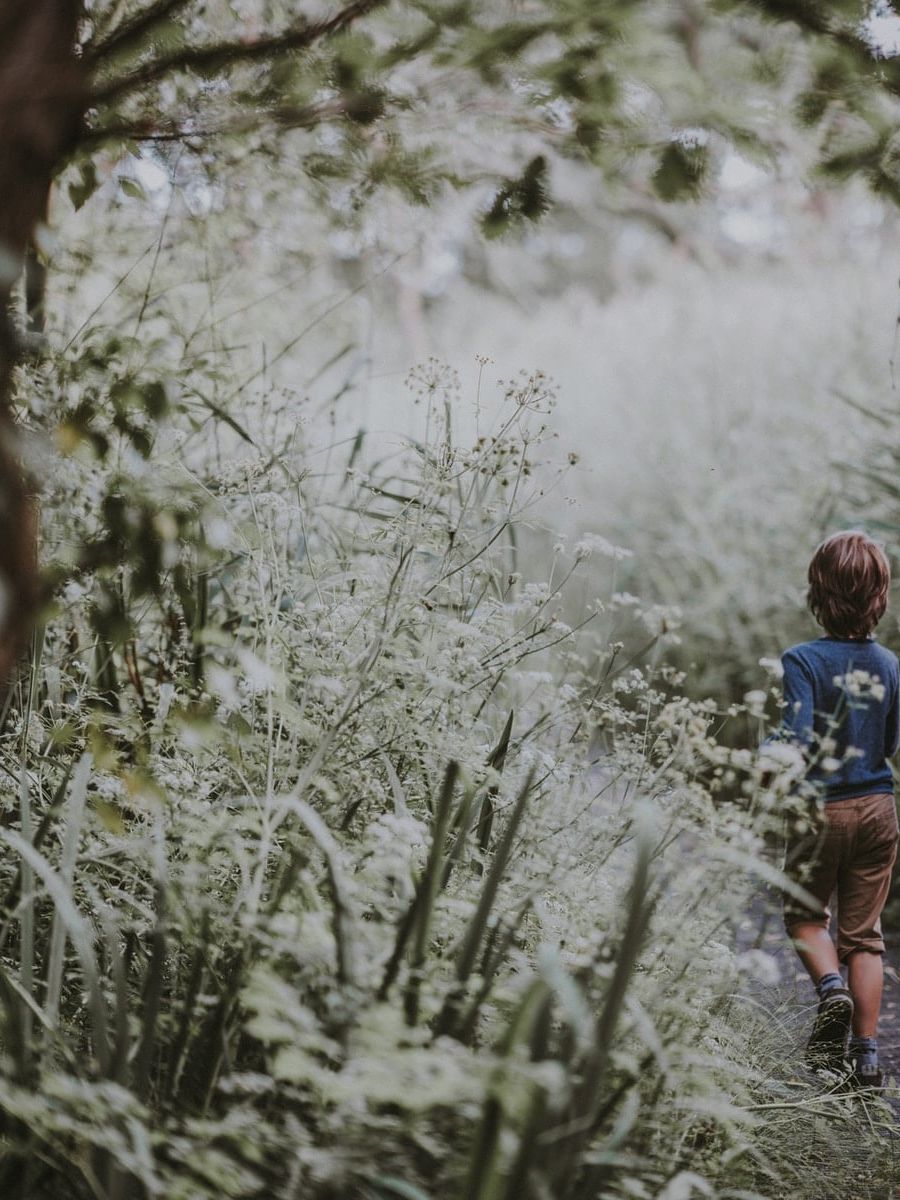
481, 156, 551, 238
142, 379, 168, 419
69, 160, 99, 211
403, 761, 459, 1024
45, 753, 92, 1028
1, 828, 110, 1073
463, 977, 553, 1200
93, 798, 125, 835
653, 139, 710, 202
119, 176, 147, 201
476, 709, 514, 852
379, 750, 410, 817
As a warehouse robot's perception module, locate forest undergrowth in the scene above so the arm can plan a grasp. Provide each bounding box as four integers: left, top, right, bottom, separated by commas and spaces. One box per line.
0, 346, 894, 1200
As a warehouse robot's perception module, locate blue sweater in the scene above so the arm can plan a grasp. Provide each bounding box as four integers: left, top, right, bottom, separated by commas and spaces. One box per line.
780, 636, 900, 802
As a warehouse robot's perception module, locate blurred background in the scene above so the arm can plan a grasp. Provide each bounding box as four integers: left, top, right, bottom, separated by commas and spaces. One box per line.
54, 134, 900, 708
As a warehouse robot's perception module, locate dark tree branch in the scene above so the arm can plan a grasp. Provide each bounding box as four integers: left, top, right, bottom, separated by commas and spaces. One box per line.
78, 97, 371, 150
85, 0, 195, 65
89, 0, 389, 109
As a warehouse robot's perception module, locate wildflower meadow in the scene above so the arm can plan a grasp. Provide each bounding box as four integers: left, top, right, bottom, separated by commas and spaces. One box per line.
4, 2, 900, 1198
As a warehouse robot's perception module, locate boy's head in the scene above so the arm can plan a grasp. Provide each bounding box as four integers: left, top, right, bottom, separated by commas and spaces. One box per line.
807, 530, 891, 638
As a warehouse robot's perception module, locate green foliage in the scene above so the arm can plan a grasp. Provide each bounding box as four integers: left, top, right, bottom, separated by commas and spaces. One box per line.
68, 0, 900, 257
482, 157, 552, 238
652, 139, 711, 202
68, 160, 100, 212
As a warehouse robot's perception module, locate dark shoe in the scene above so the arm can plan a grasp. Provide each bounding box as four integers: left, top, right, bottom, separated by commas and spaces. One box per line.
805, 987, 853, 1071
849, 1041, 883, 1090
850, 1061, 883, 1090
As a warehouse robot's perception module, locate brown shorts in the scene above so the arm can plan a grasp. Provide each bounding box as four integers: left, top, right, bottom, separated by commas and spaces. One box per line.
783, 792, 899, 961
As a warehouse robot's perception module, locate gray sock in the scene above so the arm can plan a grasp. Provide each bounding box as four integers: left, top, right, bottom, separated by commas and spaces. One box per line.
850, 1035, 878, 1072
817, 971, 844, 998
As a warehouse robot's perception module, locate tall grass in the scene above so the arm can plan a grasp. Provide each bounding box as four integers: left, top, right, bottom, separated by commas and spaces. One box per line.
0, 354, 894, 1198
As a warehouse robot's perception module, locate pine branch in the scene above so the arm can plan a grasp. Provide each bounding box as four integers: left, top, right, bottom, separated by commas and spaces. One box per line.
89, 0, 389, 109
739, 0, 900, 99
78, 97, 359, 149
85, 0, 195, 64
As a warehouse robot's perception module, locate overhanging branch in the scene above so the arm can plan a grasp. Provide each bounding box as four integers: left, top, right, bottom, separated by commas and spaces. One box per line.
78, 97, 363, 150
85, 0, 195, 64
89, 0, 389, 110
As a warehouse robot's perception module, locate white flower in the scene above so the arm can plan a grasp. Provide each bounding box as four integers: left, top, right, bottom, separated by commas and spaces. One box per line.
573, 533, 633, 562
639, 603, 682, 636
833, 669, 884, 701
758, 742, 804, 772
758, 656, 785, 681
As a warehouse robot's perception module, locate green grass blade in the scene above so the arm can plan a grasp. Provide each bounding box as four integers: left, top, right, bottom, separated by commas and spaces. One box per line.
403, 761, 458, 1025
18, 769, 34, 1058
436, 772, 534, 1040
133, 882, 167, 1100
380, 769, 474, 1004
463, 978, 552, 1200
0, 966, 28, 1078
165, 920, 208, 1100
1, 829, 111, 1074
283, 796, 357, 989
379, 750, 410, 817
550, 818, 657, 1192
452, 895, 534, 1044
476, 710, 514, 853
440, 782, 479, 889
366, 1178, 433, 1200
455, 769, 534, 987
44, 753, 92, 1028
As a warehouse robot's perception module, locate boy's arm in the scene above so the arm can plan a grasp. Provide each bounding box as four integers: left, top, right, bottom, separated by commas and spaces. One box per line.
757, 649, 811, 788
886, 660, 900, 760
780, 648, 816, 748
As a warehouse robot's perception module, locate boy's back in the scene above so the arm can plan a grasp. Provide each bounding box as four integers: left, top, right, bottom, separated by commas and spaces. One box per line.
782, 635, 900, 802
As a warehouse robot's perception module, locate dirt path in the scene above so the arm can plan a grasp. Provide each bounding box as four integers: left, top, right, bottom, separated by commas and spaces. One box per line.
739, 889, 900, 1081
735, 888, 900, 1200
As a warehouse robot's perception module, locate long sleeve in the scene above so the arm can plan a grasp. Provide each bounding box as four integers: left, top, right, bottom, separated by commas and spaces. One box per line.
781, 649, 816, 749
886, 666, 900, 759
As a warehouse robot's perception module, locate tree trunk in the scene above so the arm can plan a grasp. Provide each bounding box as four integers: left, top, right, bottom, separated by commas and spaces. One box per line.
0, 2, 85, 678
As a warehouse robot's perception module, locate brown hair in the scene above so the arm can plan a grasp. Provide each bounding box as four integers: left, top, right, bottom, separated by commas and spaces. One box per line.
807, 531, 891, 638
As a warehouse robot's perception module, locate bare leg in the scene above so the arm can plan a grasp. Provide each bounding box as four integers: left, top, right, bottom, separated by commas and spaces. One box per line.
790, 922, 841, 984
847, 950, 884, 1037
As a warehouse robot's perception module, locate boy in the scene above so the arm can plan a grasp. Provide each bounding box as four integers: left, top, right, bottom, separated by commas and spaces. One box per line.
778, 530, 900, 1087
